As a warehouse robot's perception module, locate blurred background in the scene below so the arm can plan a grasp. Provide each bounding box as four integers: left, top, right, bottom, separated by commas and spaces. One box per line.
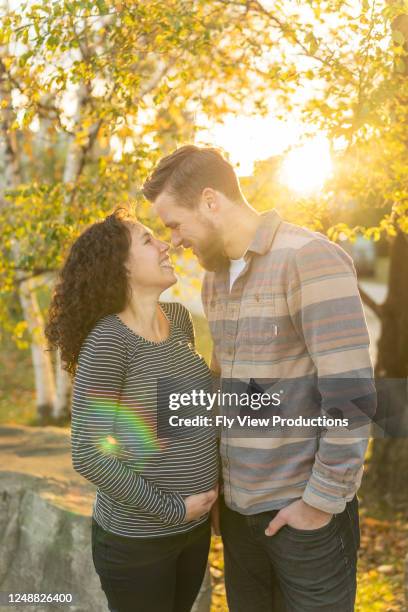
1, 0, 407, 609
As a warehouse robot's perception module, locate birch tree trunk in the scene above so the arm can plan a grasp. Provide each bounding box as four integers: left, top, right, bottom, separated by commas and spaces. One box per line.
18, 278, 56, 420
0, 55, 57, 422
52, 82, 97, 421
53, 350, 71, 421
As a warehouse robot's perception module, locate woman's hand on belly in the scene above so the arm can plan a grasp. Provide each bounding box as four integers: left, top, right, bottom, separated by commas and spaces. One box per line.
183, 485, 218, 522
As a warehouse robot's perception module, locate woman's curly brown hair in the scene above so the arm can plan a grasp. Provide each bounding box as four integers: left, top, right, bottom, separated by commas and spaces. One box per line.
46, 207, 137, 377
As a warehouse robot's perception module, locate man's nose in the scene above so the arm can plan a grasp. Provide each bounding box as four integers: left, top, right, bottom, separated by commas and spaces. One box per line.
171, 231, 183, 248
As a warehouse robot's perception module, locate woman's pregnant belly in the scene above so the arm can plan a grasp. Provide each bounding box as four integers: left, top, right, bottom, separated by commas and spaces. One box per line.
125, 432, 219, 496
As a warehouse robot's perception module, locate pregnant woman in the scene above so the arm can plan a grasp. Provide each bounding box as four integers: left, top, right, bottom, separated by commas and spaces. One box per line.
46, 208, 218, 612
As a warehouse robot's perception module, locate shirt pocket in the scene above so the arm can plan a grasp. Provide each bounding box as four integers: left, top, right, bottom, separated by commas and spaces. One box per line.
239, 294, 278, 345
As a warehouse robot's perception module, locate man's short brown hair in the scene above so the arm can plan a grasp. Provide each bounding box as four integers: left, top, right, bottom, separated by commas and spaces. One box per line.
142, 145, 244, 206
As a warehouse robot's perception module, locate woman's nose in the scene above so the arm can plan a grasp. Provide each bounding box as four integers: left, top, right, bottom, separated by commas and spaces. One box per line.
158, 240, 170, 252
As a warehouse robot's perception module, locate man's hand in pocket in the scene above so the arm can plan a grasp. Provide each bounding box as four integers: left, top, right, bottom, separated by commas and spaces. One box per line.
265, 499, 333, 536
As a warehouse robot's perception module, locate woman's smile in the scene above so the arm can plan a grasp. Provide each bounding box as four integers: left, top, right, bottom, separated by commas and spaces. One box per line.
159, 255, 174, 270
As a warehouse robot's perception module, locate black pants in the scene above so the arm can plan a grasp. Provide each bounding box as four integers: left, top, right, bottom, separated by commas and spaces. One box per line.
91, 518, 211, 612
220, 496, 360, 612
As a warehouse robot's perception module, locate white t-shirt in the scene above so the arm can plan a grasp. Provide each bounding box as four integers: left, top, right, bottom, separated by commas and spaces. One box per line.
229, 257, 247, 291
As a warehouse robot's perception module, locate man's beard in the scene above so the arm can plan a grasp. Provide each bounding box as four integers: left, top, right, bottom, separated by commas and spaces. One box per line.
195, 222, 229, 272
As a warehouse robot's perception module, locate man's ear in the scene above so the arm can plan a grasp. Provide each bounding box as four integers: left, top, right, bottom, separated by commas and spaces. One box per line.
201, 187, 218, 211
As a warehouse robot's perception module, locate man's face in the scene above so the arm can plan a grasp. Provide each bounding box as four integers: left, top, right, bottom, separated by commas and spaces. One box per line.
153, 191, 229, 271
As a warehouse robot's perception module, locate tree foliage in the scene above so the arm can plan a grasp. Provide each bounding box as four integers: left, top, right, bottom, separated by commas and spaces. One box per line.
1, 0, 407, 338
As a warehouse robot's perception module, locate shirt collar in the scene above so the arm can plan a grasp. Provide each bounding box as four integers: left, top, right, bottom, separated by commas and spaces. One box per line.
246, 209, 282, 256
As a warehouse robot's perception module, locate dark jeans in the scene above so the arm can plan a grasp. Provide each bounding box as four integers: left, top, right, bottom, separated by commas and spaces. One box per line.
220, 496, 360, 612
91, 518, 211, 612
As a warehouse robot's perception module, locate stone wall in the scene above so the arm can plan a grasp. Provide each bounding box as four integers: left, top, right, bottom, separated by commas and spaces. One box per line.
0, 426, 211, 612
0, 472, 105, 612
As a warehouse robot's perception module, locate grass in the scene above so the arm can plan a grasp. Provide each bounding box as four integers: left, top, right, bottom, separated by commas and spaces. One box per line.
1, 311, 406, 611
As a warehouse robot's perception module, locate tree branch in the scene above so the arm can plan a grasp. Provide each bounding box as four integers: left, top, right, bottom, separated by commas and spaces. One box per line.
358, 284, 383, 318
223, 0, 337, 68
74, 116, 104, 181
14, 268, 58, 285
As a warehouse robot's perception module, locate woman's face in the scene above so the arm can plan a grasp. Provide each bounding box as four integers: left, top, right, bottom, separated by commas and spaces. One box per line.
125, 222, 177, 291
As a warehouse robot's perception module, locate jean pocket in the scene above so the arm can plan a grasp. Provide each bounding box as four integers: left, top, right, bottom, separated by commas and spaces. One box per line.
284, 514, 336, 536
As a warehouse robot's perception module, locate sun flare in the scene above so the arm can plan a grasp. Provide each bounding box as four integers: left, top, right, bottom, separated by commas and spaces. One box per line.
280, 137, 333, 195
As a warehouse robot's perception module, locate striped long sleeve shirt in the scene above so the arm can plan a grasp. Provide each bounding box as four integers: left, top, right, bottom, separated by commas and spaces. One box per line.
202, 209, 376, 515
71, 302, 218, 537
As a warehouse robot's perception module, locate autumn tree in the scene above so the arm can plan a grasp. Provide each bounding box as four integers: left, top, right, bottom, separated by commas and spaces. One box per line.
241, 0, 408, 503
0, 0, 297, 422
